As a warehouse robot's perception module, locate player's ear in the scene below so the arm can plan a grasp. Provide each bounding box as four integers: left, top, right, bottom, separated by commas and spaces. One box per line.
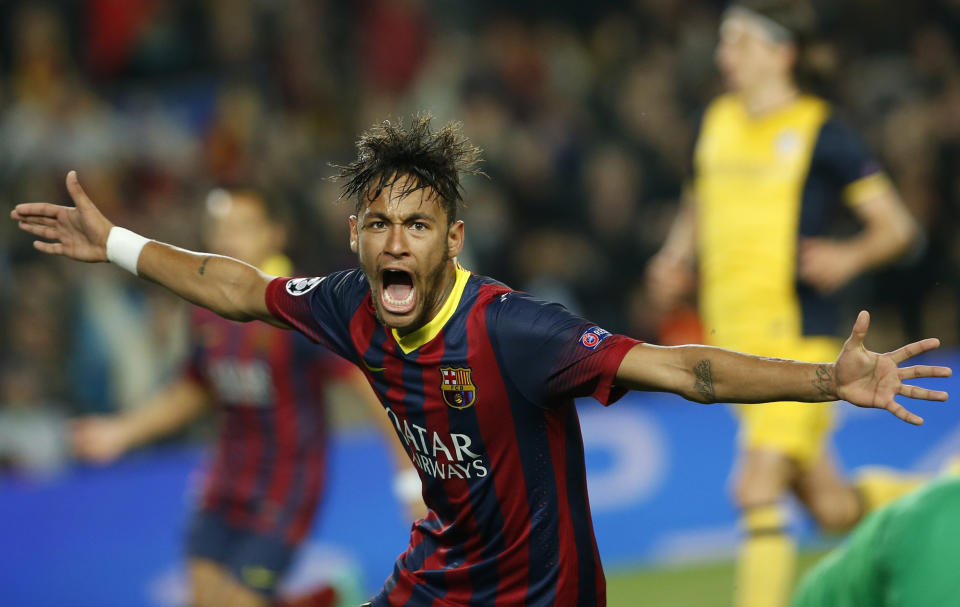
447, 220, 464, 259
349, 215, 359, 253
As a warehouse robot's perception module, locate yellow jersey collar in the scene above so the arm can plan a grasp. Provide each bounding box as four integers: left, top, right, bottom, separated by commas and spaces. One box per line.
392, 264, 470, 354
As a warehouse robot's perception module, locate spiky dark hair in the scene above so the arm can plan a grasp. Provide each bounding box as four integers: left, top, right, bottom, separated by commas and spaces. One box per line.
332, 115, 485, 223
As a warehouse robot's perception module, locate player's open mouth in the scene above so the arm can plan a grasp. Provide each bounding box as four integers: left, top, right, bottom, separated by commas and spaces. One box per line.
380, 269, 417, 315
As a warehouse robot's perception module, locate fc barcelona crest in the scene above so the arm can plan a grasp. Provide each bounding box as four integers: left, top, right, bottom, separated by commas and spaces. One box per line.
439, 367, 477, 409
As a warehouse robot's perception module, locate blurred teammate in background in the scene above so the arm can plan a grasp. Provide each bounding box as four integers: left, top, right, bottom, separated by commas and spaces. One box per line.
791, 474, 960, 607
646, 2, 924, 606
12, 117, 950, 607
72, 188, 421, 607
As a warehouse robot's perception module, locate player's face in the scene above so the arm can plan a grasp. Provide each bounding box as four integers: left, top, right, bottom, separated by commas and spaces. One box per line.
349, 176, 464, 335
716, 14, 793, 93
205, 192, 285, 267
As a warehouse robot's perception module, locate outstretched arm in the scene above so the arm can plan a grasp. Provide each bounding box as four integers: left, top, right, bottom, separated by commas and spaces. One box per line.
72, 377, 209, 463
11, 171, 282, 325
614, 311, 950, 425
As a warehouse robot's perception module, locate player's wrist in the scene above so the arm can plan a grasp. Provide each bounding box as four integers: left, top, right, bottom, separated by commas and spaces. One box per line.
106, 226, 151, 276
816, 362, 839, 401
393, 467, 422, 504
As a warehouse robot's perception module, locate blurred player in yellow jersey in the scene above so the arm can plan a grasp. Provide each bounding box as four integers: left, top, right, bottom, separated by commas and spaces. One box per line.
647, 2, 923, 606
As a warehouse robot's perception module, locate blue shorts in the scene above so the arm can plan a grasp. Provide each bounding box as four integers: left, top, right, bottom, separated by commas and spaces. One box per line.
186, 510, 297, 597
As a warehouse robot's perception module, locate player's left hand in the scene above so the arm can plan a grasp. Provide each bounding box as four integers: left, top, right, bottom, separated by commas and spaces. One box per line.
797, 237, 861, 294
71, 415, 132, 463
834, 310, 951, 425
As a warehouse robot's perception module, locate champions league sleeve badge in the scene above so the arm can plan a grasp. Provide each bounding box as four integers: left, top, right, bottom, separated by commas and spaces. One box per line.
440, 367, 477, 409
285, 276, 324, 296
578, 326, 612, 350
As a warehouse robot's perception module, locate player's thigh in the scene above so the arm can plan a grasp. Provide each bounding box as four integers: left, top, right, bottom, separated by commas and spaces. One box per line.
733, 448, 797, 507
188, 557, 234, 607
189, 562, 270, 607
186, 510, 293, 603
218, 579, 271, 607
792, 450, 849, 500
792, 451, 860, 531
185, 511, 236, 607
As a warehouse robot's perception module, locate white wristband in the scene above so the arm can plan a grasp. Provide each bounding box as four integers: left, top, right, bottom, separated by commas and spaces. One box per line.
106, 227, 151, 276
392, 467, 422, 503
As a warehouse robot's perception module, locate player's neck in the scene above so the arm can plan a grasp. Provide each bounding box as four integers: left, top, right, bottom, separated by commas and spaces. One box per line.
427, 261, 459, 319
396, 260, 459, 338
741, 79, 799, 118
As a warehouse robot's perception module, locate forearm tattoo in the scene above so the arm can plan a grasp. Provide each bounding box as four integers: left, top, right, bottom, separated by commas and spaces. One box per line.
693, 359, 715, 402
813, 364, 835, 401
198, 255, 212, 276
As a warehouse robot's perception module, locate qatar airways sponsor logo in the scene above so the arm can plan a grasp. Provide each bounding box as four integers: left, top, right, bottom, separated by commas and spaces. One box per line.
386, 410, 489, 480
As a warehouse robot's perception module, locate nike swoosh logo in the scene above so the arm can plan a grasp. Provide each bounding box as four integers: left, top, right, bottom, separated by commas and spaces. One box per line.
362, 359, 385, 373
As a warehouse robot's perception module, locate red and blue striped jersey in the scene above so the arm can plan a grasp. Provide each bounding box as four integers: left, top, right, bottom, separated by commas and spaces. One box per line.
266, 266, 640, 606
185, 306, 346, 544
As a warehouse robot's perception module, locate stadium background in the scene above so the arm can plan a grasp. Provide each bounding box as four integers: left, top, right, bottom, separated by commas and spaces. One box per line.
1, 1, 959, 605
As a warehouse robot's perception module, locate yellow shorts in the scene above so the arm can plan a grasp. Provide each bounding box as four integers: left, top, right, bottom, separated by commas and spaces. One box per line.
726, 337, 841, 466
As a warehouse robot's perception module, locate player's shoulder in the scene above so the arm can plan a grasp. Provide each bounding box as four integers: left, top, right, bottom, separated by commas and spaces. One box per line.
813, 107, 861, 145
460, 273, 514, 322
703, 93, 741, 120
271, 268, 371, 328
477, 283, 580, 333
322, 267, 370, 297
468, 275, 536, 311
795, 93, 830, 112
466, 273, 511, 303
808, 104, 878, 177
699, 94, 750, 139
280, 267, 368, 301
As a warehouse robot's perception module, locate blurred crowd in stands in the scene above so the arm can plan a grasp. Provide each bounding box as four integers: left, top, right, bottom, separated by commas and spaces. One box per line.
2, 0, 960, 476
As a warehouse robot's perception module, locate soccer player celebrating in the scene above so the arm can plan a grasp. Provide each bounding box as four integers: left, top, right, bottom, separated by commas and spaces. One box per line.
69, 188, 415, 607
12, 117, 950, 607
646, 2, 926, 606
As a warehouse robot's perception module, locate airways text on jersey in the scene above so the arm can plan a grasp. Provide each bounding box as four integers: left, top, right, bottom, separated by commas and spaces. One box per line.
387, 409, 489, 480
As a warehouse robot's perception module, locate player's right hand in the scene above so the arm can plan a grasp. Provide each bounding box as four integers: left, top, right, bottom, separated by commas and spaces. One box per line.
834, 310, 951, 425
71, 416, 131, 464
10, 170, 113, 262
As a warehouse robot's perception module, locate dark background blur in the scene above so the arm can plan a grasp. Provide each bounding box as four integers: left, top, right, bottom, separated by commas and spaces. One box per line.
1, 0, 959, 476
